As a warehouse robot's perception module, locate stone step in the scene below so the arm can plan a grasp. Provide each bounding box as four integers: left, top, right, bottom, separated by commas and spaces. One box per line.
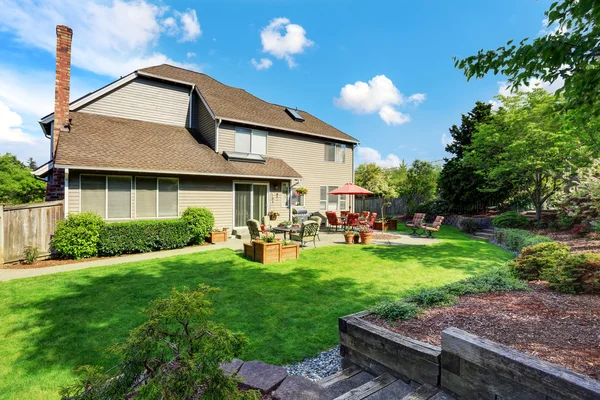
236, 360, 288, 394
480, 228, 494, 233
323, 371, 376, 399
273, 375, 328, 400
333, 373, 397, 400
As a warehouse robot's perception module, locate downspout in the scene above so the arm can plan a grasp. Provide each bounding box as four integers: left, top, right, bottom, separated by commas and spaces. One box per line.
188, 87, 195, 128
352, 143, 356, 212
64, 168, 69, 218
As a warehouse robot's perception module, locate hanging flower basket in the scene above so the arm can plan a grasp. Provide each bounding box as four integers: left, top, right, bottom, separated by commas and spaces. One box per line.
295, 187, 308, 196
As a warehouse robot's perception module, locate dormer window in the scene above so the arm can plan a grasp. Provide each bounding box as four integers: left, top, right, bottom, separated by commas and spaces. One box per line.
285, 108, 305, 122
235, 127, 267, 155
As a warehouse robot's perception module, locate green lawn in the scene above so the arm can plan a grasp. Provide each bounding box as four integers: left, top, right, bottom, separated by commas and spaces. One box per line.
0, 226, 512, 399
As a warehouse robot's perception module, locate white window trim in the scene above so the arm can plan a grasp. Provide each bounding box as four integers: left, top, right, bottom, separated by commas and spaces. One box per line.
232, 181, 270, 228
79, 174, 133, 221
319, 185, 348, 211
134, 176, 180, 219
235, 127, 269, 155
324, 142, 346, 163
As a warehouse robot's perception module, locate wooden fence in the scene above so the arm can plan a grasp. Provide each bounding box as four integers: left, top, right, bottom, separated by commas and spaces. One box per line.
354, 196, 425, 216
0, 201, 64, 264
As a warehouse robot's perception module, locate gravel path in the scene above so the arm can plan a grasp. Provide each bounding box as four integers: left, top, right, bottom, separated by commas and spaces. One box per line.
284, 346, 341, 381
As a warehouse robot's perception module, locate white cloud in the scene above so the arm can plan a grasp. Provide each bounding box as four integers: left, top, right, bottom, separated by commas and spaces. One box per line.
176, 9, 201, 42
251, 58, 273, 70
357, 146, 402, 168
334, 75, 425, 125
186, 52, 196, 58
0, 0, 201, 78
259, 17, 314, 67
441, 133, 452, 147
538, 17, 568, 36
490, 76, 565, 109
0, 101, 36, 144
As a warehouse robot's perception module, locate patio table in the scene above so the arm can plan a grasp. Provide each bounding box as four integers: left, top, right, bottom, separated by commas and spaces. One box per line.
272, 226, 300, 240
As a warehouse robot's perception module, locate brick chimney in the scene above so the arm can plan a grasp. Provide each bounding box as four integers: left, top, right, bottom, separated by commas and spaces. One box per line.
46, 25, 73, 202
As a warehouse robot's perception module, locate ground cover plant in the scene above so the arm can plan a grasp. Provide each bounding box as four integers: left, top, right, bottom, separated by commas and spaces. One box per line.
0, 225, 512, 399
493, 228, 552, 253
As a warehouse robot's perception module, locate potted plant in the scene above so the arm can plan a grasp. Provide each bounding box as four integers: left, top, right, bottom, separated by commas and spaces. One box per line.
209, 227, 228, 243
268, 210, 280, 221
359, 225, 373, 244
281, 239, 300, 261
278, 220, 292, 228
295, 187, 308, 196
253, 233, 282, 264
343, 227, 355, 244
353, 231, 360, 244
292, 216, 300, 227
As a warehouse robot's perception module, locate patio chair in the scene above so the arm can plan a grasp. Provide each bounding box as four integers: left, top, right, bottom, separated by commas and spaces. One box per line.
406, 213, 425, 234
423, 216, 445, 238
361, 211, 370, 219
290, 220, 319, 248
325, 211, 344, 232
346, 213, 360, 229
246, 219, 262, 240
359, 212, 377, 228
262, 215, 273, 232
309, 215, 322, 241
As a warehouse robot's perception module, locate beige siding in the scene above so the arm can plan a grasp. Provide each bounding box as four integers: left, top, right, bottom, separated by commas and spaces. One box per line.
67, 170, 80, 215
196, 93, 216, 149
77, 78, 191, 127
219, 124, 354, 212
179, 176, 232, 228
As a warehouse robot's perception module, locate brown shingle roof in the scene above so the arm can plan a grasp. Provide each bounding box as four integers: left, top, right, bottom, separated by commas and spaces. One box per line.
54, 112, 302, 178
138, 64, 358, 143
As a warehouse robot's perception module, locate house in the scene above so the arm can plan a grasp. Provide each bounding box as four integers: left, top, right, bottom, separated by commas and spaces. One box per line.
35, 26, 358, 230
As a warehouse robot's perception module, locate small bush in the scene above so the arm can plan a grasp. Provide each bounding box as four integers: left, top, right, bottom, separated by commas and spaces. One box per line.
557, 216, 575, 230
22, 246, 39, 264
494, 228, 553, 253
571, 223, 589, 236
51, 212, 105, 259
492, 211, 529, 229
182, 207, 215, 244
445, 267, 528, 296
459, 219, 480, 234
590, 219, 600, 233
511, 242, 571, 280
370, 300, 421, 321
407, 287, 458, 307
98, 219, 191, 256
544, 253, 600, 294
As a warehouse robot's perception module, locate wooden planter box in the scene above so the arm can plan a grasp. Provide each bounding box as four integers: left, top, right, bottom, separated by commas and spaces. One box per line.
281, 244, 300, 261
387, 220, 397, 230
209, 230, 228, 243
243, 242, 255, 261
374, 220, 397, 231
253, 241, 282, 264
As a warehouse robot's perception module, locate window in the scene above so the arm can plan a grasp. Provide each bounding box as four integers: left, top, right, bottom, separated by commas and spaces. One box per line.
235, 127, 268, 154
282, 182, 290, 207
81, 175, 131, 220
135, 177, 179, 218
285, 108, 305, 122
319, 186, 347, 211
325, 142, 345, 163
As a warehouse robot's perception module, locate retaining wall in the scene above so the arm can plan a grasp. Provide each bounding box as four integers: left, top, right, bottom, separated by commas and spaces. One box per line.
443, 215, 493, 229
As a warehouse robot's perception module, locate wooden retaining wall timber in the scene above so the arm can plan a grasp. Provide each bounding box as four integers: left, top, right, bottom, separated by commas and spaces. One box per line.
0, 201, 64, 263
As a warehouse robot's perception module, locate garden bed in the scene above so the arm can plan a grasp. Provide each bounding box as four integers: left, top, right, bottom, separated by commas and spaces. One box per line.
532, 229, 600, 253
366, 283, 600, 379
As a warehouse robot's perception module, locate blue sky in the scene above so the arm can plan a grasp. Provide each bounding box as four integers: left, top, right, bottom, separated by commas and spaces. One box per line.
0, 0, 553, 167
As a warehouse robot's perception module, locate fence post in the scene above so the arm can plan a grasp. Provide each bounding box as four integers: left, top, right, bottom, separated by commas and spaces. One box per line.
0, 205, 4, 264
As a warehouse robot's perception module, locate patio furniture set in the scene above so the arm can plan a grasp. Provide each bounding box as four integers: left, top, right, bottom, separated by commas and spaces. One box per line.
406, 213, 444, 237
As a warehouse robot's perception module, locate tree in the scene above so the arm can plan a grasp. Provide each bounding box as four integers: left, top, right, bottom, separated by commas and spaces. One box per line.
60, 285, 259, 400
354, 163, 397, 221
439, 101, 511, 210
464, 90, 591, 220
455, 0, 600, 151
0, 153, 45, 204
27, 157, 38, 171
403, 160, 440, 202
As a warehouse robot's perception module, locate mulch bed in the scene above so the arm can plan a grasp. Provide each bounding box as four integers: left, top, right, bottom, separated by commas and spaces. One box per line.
532, 229, 600, 253
366, 283, 600, 379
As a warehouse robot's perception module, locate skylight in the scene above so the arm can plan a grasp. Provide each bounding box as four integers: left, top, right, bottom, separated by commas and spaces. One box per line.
285, 108, 305, 122
223, 151, 266, 164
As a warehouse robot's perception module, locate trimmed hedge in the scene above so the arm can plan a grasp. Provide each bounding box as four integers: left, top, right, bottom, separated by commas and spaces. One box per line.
51, 212, 105, 259
493, 228, 552, 253
182, 207, 215, 244
98, 219, 192, 256
492, 211, 529, 229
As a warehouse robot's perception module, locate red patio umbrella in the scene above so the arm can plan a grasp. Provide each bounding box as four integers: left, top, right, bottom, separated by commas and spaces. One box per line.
328, 182, 373, 195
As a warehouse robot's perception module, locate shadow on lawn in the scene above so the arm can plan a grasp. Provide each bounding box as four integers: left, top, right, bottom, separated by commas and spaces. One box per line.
9, 251, 374, 378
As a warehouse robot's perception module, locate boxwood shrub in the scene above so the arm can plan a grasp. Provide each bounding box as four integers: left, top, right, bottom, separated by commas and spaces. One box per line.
493, 228, 552, 253
492, 211, 529, 229
51, 212, 105, 259
182, 207, 215, 244
98, 219, 192, 256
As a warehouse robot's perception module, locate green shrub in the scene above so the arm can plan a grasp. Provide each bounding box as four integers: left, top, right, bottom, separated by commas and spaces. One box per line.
182, 207, 215, 244
544, 253, 600, 294
492, 211, 529, 229
444, 267, 528, 296
557, 216, 575, 230
370, 300, 421, 321
459, 219, 480, 234
407, 287, 458, 307
98, 219, 191, 256
511, 242, 571, 280
51, 212, 105, 259
494, 228, 553, 253
413, 198, 452, 217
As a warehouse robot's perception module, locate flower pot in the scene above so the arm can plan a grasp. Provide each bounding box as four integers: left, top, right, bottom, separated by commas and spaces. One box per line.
353, 235, 360, 244
209, 230, 227, 243
344, 234, 354, 244
281, 244, 300, 261
270, 215, 277, 221
253, 241, 282, 264
360, 232, 373, 244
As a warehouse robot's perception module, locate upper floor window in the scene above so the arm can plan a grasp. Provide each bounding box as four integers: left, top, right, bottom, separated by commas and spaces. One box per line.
235, 127, 268, 155
325, 142, 346, 163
